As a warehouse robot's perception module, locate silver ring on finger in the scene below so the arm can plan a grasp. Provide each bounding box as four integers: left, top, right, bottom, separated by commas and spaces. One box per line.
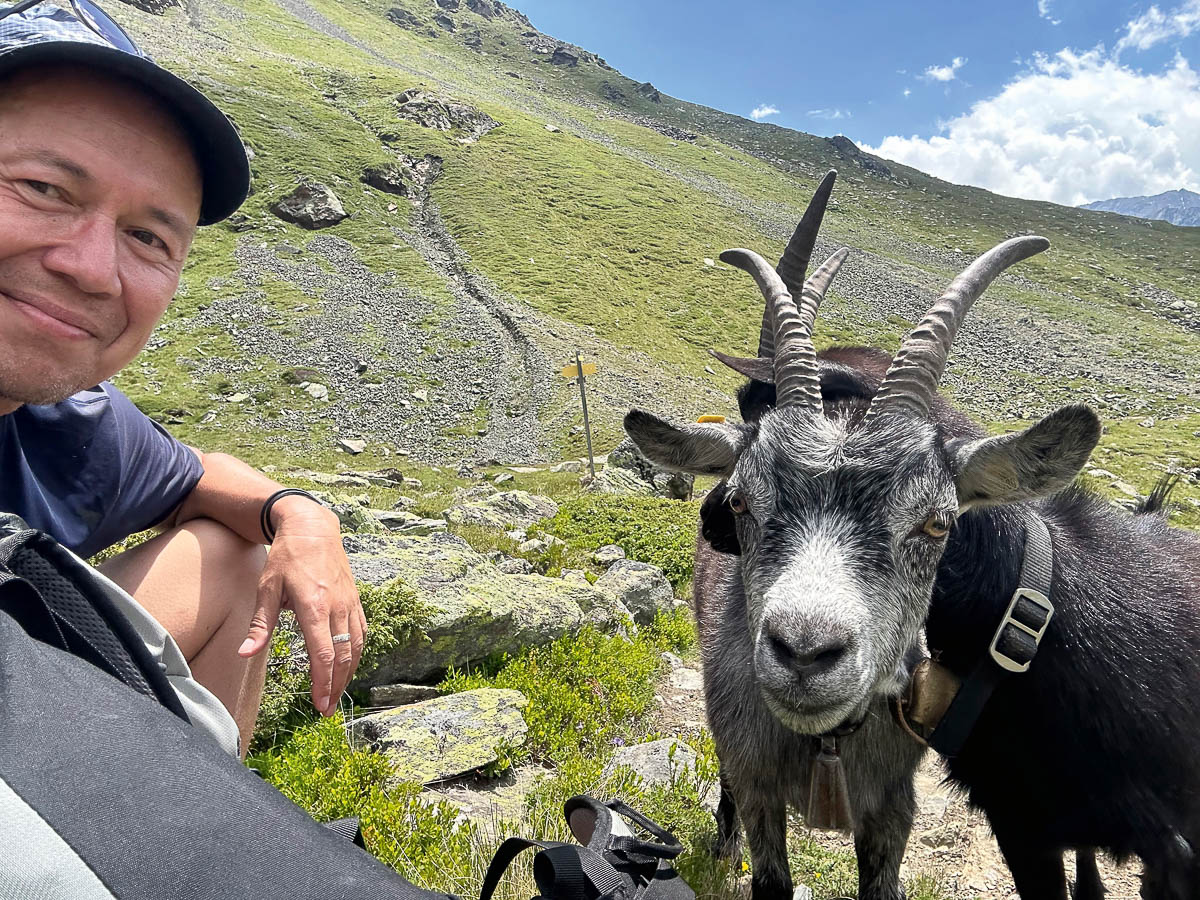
331, 632, 352, 644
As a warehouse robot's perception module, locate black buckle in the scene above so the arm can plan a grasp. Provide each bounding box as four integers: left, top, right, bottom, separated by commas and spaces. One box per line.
989, 587, 1053, 673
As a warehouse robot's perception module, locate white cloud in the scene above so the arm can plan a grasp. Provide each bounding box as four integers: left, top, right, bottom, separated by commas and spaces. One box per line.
903, 88, 912, 98
1038, 0, 1061, 25
922, 56, 967, 82
750, 104, 780, 121
863, 48, 1200, 206
807, 108, 851, 120
1115, 0, 1200, 54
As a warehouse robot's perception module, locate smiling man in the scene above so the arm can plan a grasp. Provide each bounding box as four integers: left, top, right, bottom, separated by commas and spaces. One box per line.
0, 1, 364, 758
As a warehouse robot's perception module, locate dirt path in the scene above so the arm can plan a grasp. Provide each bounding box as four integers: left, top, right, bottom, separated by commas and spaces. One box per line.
653, 660, 1145, 899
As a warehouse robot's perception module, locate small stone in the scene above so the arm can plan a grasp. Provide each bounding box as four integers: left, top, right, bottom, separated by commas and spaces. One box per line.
544, 123, 560, 132
403, 477, 423, 489
703, 257, 715, 267
304, 382, 330, 401
661, 651, 682, 668
493, 472, 514, 485
919, 825, 957, 849
791, 887, 814, 900
226, 392, 250, 403
592, 544, 626, 566
549, 460, 581, 473
669, 667, 703, 692
1112, 480, 1140, 497
339, 438, 367, 455
497, 557, 534, 575
412, 388, 430, 402
1140, 418, 1155, 428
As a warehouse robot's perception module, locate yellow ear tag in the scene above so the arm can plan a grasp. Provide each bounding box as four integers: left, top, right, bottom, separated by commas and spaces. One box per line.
696, 415, 726, 424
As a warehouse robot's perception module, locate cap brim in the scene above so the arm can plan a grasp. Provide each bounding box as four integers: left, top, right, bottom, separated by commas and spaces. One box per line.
0, 42, 250, 225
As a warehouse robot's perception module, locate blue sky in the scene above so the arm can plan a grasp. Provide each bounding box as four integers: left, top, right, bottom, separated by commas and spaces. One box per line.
513, 0, 1200, 206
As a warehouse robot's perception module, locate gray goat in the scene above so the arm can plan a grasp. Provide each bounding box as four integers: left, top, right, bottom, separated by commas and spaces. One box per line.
621, 175, 1195, 897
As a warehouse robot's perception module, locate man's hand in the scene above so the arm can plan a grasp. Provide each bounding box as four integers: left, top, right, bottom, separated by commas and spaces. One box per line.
237, 496, 364, 716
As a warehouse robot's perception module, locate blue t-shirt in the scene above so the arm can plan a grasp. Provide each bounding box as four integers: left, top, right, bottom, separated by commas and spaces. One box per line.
0, 383, 204, 558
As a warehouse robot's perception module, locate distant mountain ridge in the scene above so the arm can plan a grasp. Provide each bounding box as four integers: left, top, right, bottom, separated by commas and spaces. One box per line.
1080, 189, 1200, 226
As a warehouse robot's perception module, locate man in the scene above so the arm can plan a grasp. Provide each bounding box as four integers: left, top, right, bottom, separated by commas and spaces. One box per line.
0, 0, 364, 758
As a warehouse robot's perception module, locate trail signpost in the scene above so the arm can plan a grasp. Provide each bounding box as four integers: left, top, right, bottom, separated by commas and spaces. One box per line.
560, 352, 597, 478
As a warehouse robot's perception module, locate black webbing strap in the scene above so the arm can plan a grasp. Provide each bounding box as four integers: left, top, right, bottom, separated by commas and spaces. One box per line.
928, 515, 1054, 757
480, 837, 630, 900
603, 799, 684, 864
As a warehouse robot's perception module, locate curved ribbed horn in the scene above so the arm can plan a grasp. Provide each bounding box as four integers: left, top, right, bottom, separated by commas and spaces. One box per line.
757, 169, 838, 359
722, 247, 847, 410
864, 235, 1050, 424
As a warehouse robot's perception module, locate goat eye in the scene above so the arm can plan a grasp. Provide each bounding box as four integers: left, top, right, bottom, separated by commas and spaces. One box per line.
728, 491, 748, 515
921, 513, 952, 539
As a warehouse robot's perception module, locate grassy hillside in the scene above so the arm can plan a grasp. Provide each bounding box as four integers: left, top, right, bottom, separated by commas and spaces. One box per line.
104, 0, 1198, 513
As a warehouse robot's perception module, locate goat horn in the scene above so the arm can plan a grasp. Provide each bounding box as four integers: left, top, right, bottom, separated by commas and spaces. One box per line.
722, 247, 847, 411
757, 169, 838, 360
864, 235, 1050, 424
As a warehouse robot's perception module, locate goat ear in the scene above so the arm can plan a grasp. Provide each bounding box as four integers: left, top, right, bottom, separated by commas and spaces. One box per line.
623, 409, 746, 476
950, 404, 1101, 509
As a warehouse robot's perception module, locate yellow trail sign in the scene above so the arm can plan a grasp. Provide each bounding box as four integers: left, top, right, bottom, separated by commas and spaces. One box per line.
560, 362, 597, 378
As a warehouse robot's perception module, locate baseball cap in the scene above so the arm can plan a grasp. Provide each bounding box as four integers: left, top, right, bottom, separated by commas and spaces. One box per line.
0, 0, 251, 225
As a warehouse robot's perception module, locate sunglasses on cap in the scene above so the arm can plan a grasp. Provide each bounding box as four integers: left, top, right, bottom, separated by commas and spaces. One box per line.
0, 0, 139, 54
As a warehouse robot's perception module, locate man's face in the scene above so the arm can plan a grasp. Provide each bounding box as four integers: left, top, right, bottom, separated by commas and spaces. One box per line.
0, 66, 202, 412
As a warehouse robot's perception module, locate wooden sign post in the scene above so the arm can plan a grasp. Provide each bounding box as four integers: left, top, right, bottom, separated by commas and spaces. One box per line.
559, 352, 598, 477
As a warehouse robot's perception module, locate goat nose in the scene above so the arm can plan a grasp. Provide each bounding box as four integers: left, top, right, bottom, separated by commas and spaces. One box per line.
766, 627, 848, 679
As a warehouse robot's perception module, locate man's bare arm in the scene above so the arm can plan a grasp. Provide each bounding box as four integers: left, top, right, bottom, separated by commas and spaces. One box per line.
168, 451, 365, 717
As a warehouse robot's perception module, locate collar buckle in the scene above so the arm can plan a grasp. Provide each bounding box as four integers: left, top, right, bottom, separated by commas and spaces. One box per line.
988, 586, 1054, 674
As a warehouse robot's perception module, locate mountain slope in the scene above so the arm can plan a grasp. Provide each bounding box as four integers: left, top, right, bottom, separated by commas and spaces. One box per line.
1081, 189, 1200, 227
100, 0, 1198, 500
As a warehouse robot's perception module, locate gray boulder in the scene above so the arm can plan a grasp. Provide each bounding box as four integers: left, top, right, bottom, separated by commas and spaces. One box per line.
394, 90, 500, 143
270, 181, 347, 229
593, 559, 673, 625
345, 532, 618, 683
605, 737, 695, 788
588, 438, 693, 499
361, 163, 409, 195
352, 688, 528, 784
443, 490, 558, 531
386, 7, 436, 35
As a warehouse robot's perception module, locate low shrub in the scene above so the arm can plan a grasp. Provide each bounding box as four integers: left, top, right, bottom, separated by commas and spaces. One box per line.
538, 494, 701, 589
441, 609, 695, 764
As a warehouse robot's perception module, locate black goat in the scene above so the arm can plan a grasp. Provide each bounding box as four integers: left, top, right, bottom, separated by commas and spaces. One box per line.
625, 174, 1200, 899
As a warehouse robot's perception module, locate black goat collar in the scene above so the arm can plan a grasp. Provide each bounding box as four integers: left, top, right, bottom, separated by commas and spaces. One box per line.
895, 514, 1056, 756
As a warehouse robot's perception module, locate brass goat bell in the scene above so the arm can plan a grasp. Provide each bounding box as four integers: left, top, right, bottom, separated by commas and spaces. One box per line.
804, 736, 854, 832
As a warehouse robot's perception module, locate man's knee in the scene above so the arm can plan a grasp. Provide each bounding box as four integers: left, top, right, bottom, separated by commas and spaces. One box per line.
179, 518, 267, 587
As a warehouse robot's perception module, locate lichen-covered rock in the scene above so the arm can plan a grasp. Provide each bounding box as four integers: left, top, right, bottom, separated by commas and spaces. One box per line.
370, 509, 446, 535
334, 502, 384, 535
270, 181, 347, 229
352, 688, 528, 784
346, 532, 615, 683
593, 559, 674, 625
443, 490, 558, 531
